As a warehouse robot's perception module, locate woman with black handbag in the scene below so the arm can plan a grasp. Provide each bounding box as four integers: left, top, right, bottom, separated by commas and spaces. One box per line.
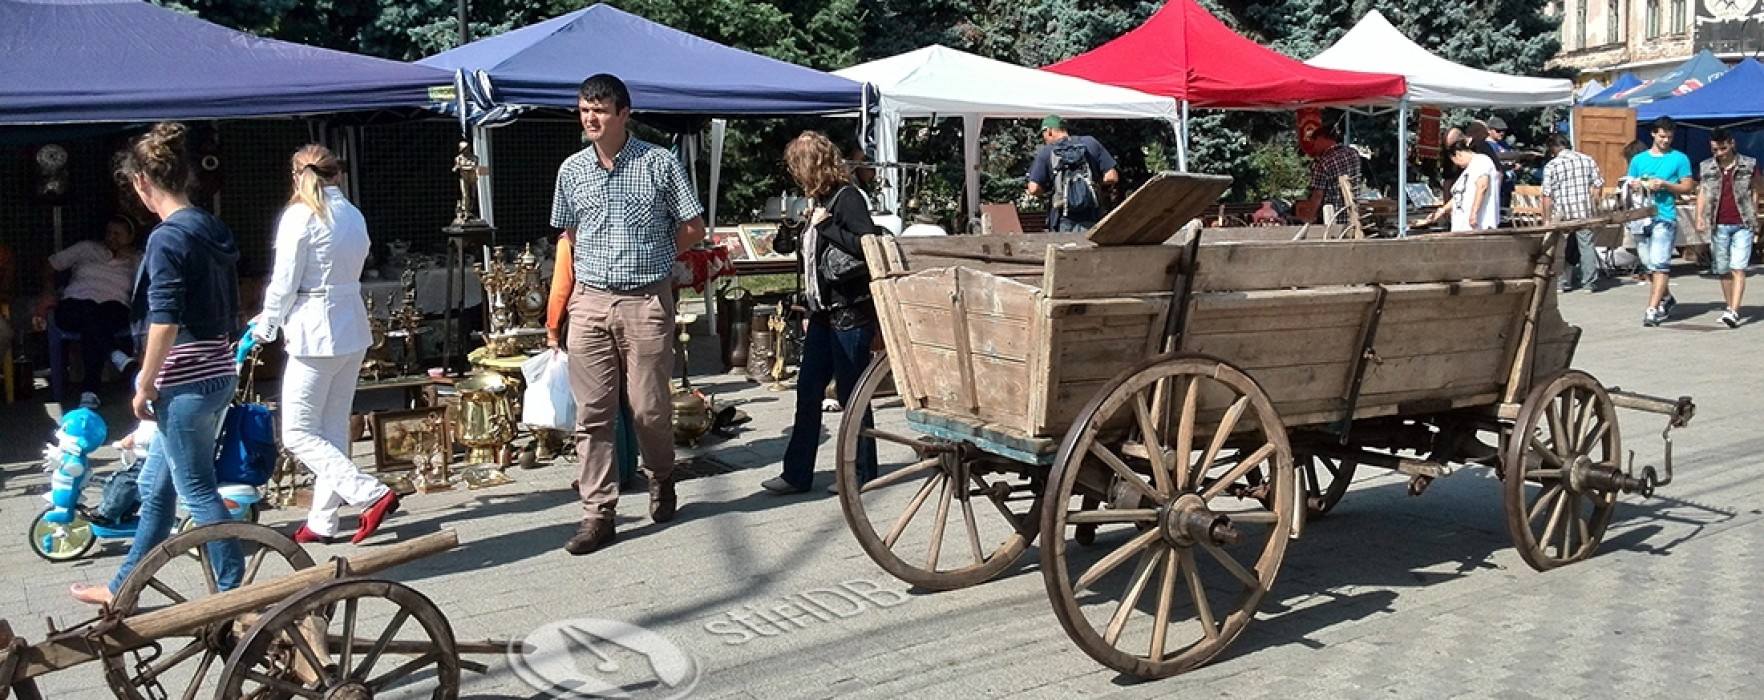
761, 131, 879, 495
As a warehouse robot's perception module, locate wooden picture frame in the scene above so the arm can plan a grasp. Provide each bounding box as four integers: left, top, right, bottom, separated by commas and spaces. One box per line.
710, 227, 751, 261
739, 224, 793, 261
370, 406, 449, 472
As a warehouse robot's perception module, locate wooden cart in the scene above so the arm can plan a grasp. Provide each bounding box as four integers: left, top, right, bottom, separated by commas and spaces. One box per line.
834, 174, 1696, 679
1, 524, 503, 699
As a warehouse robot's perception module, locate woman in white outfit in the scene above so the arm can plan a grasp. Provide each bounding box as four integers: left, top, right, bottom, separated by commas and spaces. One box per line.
254, 145, 398, 545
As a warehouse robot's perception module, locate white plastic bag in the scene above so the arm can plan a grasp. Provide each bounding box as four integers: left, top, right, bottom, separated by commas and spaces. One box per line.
521, 350, 576, 431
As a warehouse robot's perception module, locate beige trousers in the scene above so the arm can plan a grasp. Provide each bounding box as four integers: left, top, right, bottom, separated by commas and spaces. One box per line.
565, 280, 676, 521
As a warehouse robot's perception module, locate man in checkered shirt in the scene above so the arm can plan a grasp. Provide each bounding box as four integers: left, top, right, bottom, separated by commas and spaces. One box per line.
549, 73, 706, 556
1540, 134, 1605, 292
1298, 126, 1362, 224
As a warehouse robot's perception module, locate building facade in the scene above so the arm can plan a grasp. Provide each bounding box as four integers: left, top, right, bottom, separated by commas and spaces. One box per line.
1549, 0, 1762, 81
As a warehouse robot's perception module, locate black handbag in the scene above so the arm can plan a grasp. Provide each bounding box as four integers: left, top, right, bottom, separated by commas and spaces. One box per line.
815, 187, 869, 283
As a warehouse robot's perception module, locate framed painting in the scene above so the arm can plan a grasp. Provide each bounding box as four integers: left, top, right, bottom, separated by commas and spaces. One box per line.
739, 224, 793, 261
370, 406, 450, 472
710, 227, 751, 261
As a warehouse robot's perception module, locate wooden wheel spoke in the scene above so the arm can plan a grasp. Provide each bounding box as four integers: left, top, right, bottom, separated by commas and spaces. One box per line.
1564, 493, 1583, 556
971, 474, 1025, 528
1065, 508, 1160, 525
367, 651, 439, 691
242, 547, 272, 586
1196, 538, 1262, 591
1201, 443, 1277, 501
196, 545, 218, 596
1302, 458, 1323, 496
337, 598, 358, 682
958, 489, 985, 565
1075, 528, 1161, 594
1180, 549, 1219, 640
1527, 434, 1565, 469
179, 650, 217, 700
145, 578, 187, 606
1578, 418, 1611, 455
354, 609, 410, 681
860, 427, 928, 448
1103, 550, 1163, 647
862, 456, 941, 494
136, 637, 205, 682
1570, 389, 1596, 447
1195, 397, 1250, 491
1573, 496, 1592, 551
243, 669, 322, 699
1546, 401, 1570, 459
1089, 442, 1165, 504
924, 474, 955, 571
1149, 545, 1180, 660
1541, 490, 1568, 553
1173, 377, 1200, 491
285, 619, 335, 686
883, 474, 941, 549
1528, 484, 1564, 524
1134, 394, 1173, 493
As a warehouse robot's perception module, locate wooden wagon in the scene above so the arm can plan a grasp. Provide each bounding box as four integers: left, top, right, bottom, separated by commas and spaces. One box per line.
1, 524, 503, 699
833, 174, 1696, 679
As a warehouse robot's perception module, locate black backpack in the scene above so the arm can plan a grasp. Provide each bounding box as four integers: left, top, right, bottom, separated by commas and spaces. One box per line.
1051, 138, 1099, 218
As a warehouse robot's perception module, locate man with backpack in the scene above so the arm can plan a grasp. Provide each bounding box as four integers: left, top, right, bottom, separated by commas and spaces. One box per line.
1026, 115, 1119, 231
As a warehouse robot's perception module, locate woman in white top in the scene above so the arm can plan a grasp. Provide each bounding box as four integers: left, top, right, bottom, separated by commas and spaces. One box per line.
253, 145, 397, 545
38, 216, 142, 405
1442, 138, 1502, 231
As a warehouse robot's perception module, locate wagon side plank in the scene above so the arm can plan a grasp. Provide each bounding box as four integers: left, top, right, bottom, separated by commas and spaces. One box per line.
1188, 237, 1545, 291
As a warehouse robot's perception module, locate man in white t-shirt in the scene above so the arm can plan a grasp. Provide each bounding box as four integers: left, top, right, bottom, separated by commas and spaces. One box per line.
37, 216, 142, 405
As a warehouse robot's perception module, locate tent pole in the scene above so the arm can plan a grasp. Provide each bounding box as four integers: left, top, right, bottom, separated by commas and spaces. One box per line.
473, 125, 495, 228
1177, 100, 1189, 172
1397, 99, 1409, 237
963, 114, 982, 233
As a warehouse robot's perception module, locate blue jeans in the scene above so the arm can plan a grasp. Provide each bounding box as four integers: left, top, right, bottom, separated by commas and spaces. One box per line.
1635, 219, 1677, 273
110, 374, 242, 593
780, 313, 876, 490
94, 460, 144, 522
1710, 224, 1754, 275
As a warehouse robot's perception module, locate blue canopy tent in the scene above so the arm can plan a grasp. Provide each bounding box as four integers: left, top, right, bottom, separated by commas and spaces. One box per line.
1582, 73, 1641, 105
1637, 59, 1764, 166
416, 4, 867, 116
0, 0, 452, 125
1588, 51, 1730, 107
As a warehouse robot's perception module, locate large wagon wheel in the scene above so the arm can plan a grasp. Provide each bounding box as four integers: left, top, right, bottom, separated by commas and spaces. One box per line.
836, 353, 1042, 591
216, 578, 461, 699
105, 522, 315, 700
1502, 370, 1621, 571
1043, 354, 1295, 678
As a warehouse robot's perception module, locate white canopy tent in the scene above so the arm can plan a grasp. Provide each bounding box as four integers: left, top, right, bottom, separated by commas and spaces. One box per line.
1306, 10, 1575, 232
834, 45, 1181, 226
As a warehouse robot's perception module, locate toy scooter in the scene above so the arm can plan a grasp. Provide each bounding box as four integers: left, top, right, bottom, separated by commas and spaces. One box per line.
28, 328, 269, 562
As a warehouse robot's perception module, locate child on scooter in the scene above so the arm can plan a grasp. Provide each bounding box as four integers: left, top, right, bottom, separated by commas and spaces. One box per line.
87, 421, 156, 526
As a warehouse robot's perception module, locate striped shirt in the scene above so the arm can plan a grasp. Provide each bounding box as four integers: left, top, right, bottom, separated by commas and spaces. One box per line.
550, 138, 703, 291
155, 338, 234, 389
1541, 149, 1605, 221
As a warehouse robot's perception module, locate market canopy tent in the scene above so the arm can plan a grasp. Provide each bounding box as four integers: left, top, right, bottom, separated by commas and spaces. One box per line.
1589, 50, 1730, 106
834, 44, 1181, 221
416, 3, 866, 115
1306, 10, 1574, 107
1638, 58, 1764, 121
1583, 73, 1642, 104
0, 0, 452, 125
1043, 0, 1405, 110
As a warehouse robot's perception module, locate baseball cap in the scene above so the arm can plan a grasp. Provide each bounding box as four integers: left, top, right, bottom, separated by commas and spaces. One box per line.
1486, 117, 1508, 131
1040, 115, 1065, 131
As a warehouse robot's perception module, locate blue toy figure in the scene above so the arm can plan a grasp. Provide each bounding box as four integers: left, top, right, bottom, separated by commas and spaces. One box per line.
42, 408, 108, 525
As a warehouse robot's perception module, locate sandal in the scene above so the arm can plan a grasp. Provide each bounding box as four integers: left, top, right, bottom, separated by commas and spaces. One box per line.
70, 583, 113, 605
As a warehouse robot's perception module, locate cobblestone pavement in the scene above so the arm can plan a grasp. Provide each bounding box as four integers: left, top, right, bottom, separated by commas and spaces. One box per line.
2, 271, 1760, 698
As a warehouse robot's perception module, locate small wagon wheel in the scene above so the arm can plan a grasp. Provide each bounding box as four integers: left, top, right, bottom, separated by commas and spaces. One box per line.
836, 353, 1042, 591
27, 508, 96, 562
1043, 354, 1295, 678
105, 522, 315, 700
1293, 452, 1356, 518
1502, 370, 1621, 571
215, 578, 461, 700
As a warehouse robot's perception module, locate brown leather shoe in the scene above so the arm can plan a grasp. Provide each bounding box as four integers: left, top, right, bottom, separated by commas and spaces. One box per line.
564, 519, 615, 556
648, 477, 677, 523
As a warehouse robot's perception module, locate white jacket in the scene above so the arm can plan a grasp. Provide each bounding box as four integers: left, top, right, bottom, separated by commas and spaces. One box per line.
259, 187, 372, 357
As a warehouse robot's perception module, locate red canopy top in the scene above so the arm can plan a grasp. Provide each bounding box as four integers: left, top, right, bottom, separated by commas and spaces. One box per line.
1044, 0, 1405, 109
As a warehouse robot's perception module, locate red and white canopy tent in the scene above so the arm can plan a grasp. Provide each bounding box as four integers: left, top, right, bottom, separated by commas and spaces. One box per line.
1043, 0, 1406, 169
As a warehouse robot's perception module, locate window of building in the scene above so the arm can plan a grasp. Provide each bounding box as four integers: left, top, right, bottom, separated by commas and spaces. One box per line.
1608, 0, 1621, 44
1577, 0, 1588, 48
1646, 0, 1660, 39
1670, 0, 1686, 33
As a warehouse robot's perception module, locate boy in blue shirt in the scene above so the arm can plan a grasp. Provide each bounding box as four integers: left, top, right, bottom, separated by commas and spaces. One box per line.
1627, 116, 1695, 327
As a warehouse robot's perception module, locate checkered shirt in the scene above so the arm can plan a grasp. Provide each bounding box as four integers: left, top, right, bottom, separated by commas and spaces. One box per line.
1309, 144, 1363, 210
1541, 149, 1604, 221
551, 138, 704, 290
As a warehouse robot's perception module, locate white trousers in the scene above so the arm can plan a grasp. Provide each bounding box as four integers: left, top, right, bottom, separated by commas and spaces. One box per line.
282, 350, 387, 536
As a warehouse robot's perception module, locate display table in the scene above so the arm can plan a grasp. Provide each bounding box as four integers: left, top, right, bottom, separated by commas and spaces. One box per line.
362, 268, 484, 316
